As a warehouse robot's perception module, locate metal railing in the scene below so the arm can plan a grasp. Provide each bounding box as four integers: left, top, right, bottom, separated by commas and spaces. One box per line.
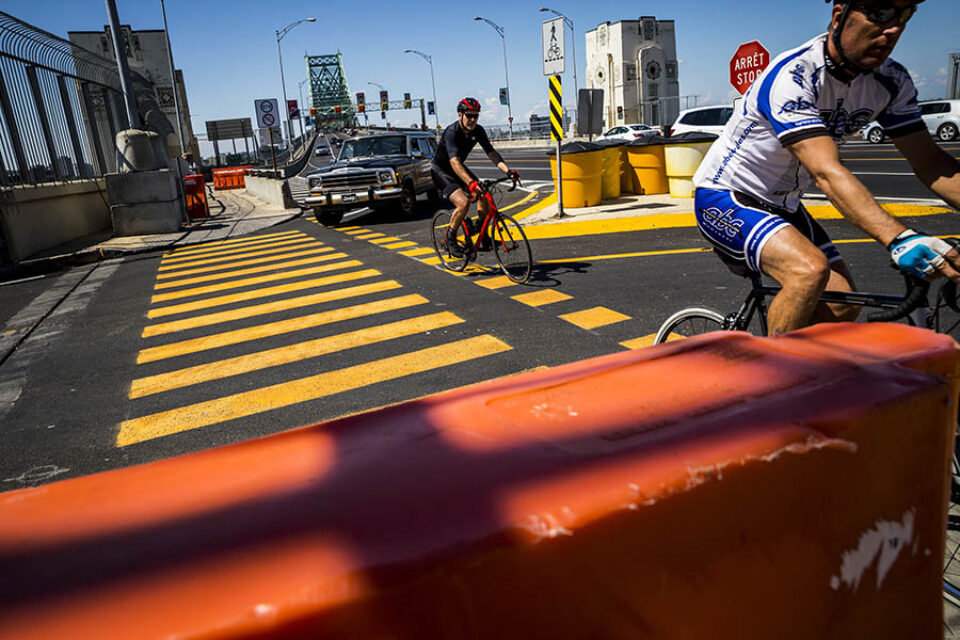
0, 11, 169, 187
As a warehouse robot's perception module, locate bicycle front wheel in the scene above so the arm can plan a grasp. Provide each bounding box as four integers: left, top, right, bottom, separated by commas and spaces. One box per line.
492, 214, 532, 284
654, 307, 725, 345
431, 210, 468, 272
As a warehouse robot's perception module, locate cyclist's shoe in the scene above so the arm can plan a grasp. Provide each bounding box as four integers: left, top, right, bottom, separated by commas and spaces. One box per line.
444, 231, 463, 258
477, 236, 493, 252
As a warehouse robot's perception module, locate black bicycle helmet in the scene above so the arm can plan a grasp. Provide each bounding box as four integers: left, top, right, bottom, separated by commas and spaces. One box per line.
826, 0, 925, 76
457, 97, 481, 114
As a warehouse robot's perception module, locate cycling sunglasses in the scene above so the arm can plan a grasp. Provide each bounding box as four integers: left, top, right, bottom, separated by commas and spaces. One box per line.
853, 2, 918, 26
463, 112, 480, 120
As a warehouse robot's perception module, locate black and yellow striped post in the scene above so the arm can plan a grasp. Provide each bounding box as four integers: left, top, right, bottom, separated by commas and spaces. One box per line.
549, 75, 564, 217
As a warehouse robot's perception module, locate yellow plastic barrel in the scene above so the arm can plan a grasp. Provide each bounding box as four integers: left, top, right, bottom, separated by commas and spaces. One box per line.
626, 137, 668, 195
619, 146, 633, 194
663, 132, 719, 198
548, 142, 603, 208
598, 142, 623, 200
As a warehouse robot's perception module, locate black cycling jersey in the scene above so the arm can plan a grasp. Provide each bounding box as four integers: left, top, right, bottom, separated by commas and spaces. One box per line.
431, 121, 502, 175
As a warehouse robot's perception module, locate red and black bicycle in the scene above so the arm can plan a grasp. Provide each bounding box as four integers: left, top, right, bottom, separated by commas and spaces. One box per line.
430, 176, 533, 284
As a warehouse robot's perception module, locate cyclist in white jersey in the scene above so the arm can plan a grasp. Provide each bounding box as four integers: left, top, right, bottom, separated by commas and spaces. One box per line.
692, 0, 960, 335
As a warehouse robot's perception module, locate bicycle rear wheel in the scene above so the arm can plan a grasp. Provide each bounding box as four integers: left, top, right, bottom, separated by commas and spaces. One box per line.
654, 308, 725, 344
492, 214, 532, 284
431, 210, 468, 272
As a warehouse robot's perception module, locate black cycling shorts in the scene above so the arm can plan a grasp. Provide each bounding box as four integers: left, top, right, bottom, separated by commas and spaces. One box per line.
431, 167, 474, 200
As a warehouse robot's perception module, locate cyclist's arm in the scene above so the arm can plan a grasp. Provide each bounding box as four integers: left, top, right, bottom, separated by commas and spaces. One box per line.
788, 135, 906, 246
448, 157, 475, 186
894, 129, 960, 211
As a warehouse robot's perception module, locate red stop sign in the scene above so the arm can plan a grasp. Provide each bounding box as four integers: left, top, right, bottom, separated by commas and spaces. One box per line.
730, 41, 771, 95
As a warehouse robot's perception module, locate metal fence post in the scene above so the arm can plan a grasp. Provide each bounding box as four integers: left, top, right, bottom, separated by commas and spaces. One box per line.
80, 82, 107, 175
24, 65, 61, 180
57, 75, 88, 177
0, 66, 28, 183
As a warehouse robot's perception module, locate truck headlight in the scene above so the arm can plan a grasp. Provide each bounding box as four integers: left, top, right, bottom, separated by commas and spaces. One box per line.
309, 176, 322, 189
377, 170, 396, 185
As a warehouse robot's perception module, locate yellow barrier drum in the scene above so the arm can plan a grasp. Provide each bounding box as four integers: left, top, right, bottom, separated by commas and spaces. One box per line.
626, 137, 668, 195
597, 141, 623, 200
547, 141, 603, 208
663, 132, 719, 198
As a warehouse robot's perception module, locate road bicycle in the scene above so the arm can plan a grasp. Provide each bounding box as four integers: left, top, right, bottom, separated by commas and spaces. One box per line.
652, 245, 960, 607
430, 176, 533, 284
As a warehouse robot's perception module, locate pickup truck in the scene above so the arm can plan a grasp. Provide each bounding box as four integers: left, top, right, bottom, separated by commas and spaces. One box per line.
304, 132, 439, 225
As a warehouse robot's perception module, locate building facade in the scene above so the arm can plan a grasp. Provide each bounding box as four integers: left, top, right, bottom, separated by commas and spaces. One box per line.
585, 17, 680, 129
69, 25, 199, 166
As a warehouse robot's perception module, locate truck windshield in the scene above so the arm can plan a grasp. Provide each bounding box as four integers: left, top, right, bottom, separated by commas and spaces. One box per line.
339, 136, 407, 159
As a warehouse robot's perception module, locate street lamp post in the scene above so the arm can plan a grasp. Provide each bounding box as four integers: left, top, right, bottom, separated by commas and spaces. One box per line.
404, 49, 439, 131
473, 16, 513, 140
276, 17, 315, 149
298, 78, 308, 139
539, 8, 578, 105
159, 0, 185, 156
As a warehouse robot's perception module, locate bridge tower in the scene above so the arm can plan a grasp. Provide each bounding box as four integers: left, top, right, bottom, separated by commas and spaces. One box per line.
306, 53, 355, 130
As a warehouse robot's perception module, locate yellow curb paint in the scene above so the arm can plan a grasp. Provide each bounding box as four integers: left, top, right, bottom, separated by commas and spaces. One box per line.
158, 240, 323, 271
368, 236, 402, 244
155, 247, 336, 280
165, 230, 301, 256
154, 253, 350, 290
356, 232, 386, 239
151, 259, 361, 303
806, 203, 951, 220
560, 306, 632, 330
384, 241, 417, 249
475, 276, 517, 290
148, 268, 381, 319
119, 334, 512, 446
511, 289, 573, 307
138, 294, 428, 363
130, 312, 465, 398
512, 191, 557, 221
401, 247, 435, 257
162, 235, 311, 262
499, 190, 537, 212
142, 279, 399, 337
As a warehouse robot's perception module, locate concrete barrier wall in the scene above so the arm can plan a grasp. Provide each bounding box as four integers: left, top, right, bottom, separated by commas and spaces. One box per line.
0, 323, 956, 639
244, 175, 296, 209
0, 181, 111, 262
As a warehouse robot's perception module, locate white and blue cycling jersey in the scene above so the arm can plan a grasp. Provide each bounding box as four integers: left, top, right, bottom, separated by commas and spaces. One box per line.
692, 33, 924, 273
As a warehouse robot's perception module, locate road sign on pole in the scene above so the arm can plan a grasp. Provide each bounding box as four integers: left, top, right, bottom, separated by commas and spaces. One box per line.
287, 99, 299, 120
542, 17, 565, 76
730, 41, 770, 95
255, 98, 279, 128
549, 75, 564, 219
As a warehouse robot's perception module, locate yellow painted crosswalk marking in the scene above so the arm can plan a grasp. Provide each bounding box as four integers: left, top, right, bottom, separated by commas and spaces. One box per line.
130, 312, 465, 398
339, 226, 361, 231
384, 241, 416, 249
150, 259, 360, 303
154, 253, 350, 290
165, 231, 305, 258
158, 240, 323, 271
475, 276, 517, 290
368, 236, 402, 244
511, 290, 572, 307
401, 247, 434, 257
156, 247, 336, 280
620, 333, 683, 349
119, 334, 511, 446
138, 294, 429, 363
560, 307, 631, 330
356, 232, 386, 240
345, 229, 370, 235
161, 235, 316, 266
421, 256, 442, 265
143, 279, 401, 337
148, 269, 381, 319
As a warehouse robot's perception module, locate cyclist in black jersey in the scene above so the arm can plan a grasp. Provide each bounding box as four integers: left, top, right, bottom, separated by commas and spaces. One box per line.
432, 97, 519, 257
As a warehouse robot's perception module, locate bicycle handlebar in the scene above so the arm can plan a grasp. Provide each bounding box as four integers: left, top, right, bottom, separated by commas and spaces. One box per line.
470, 175, 519, 201
865, 273, 929, 323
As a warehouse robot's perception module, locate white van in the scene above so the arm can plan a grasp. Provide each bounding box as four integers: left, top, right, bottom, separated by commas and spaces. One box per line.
669, 106, 734, 137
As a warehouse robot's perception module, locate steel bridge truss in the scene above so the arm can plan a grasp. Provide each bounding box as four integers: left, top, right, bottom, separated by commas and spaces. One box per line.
305, 53, 353, 130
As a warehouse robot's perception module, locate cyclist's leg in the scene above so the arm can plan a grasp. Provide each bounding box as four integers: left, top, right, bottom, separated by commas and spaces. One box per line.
760, 227, 831, 334
431, 168, 470, 232
448, 189, 470, 231
789, 204, 860, 323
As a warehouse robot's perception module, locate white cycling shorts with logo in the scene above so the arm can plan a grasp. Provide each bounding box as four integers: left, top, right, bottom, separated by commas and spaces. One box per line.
694, 188, 842, 275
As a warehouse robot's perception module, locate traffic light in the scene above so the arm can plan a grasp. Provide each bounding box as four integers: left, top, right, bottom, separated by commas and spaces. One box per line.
379, 90, 389, 112
403, 92, 412, 109
310, 108, 317, 116
358, 103, 365, 113
334, 105, 341, 114
356, 91, 365, 107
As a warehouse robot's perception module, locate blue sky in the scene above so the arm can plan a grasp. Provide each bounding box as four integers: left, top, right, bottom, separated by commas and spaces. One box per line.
5, 0, 959, 139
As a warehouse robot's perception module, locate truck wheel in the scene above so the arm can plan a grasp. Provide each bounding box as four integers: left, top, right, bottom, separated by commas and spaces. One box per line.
399, 181, 417, 216
938, 123, 958, 142
315, 209, 344, 226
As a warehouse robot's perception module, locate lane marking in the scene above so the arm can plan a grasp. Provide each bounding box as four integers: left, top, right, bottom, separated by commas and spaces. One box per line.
368, 236, 402, 244
345, 229, 371, 235
154, 253, 350, 290
130, 312, 465, 398
339, 226, 361, 231
138, 294, 429, 363
356, 232, 386, 240
512, 192, 557, 221
156, 247, 336, 280
499, 190, 538, 212
475, 276, 518, 290
384, 241, 417, 249
148, 268, 381, 319
161, 236, 312, 263
164, 231, 305, 258
158, 240, 324, 271
151, 259, 361, 303
401, 247, 435, 257
119, 334, 512, 446
420, 256, 442, 265
560, 307, 632, 330
539, 247, 712, 264
511, 290, 573, 307
143, 279, 400, 337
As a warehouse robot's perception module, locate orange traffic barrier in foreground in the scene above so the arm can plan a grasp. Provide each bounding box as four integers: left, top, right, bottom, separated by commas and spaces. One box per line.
212, 166, 252, 190
0, 323, 956, 639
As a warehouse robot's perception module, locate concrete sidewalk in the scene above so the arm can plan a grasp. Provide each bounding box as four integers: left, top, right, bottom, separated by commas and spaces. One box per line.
1, 189, 303, 282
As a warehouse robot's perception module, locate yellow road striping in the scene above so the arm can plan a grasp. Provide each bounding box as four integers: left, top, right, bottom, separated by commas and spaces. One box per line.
357, 232, 387, 240
384, 241, 417, 249
512, 192, 557, 221
119, 334, 512, 446
368, 236, 403, 244
339, 226, 361, 231
148, 268, 381, 319
143, 279, 401, 337
421, 256, 443, 265
156, 247, 336, 280
499, 190, 538, 212
158, 240, 324, 271
151, 259, 360, 303
154, 253, 350, 290
511, 289, 573, 307
560, 307, 632, 330
620, 333, 685, 349
165, 230, 302, 256
401, 247, 434, 257
162, 235, 311, 262
475, 275, 518, 290
540, 247, 712, 264
130, 312, 465, 398
164, 231, 306, 259
344, 229, 370, 235
138, 293, 428, 363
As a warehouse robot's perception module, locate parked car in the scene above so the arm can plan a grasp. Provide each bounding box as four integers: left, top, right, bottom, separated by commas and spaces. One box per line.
599, 124, 659, 143
862, 99, 960, 143
669, 105, 734, 137
304, 132, 438, 225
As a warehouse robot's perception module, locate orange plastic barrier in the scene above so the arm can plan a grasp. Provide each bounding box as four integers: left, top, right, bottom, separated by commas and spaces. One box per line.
212, 166, 252, 190
0, 323, 956, 639
183, 173, 209, 219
